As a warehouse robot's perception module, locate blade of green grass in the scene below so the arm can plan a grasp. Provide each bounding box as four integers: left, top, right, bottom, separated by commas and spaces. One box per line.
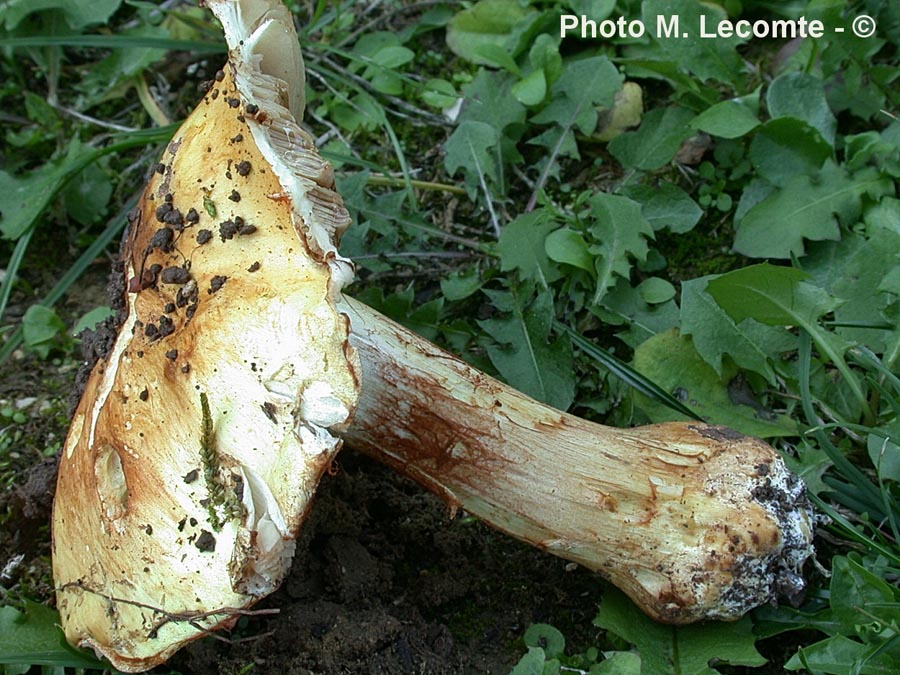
559, 321, 703, 421
850, 345, 900, 395
809, 494, 900, 567
798, 333, 889, 518
0, 195, 137, 365
0, 228, 34, 325
0, 36, 225, 52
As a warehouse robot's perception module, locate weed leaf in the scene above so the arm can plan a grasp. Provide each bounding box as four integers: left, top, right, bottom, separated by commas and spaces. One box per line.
681, 277, 793, 385
747, 118, 832, 187
1, 0, 122, 30
531, 55, 622, 135
641, 0, 748, 84
498, 210, 562, 284
735, 162, 890, 258
445, 0, 533, 65
444, 120, 500, 192
0, 140, 97, 240
622, 183, 702, 234
786, 635, 900, 674
706, 264, 840, 328
608, 107, 695, 171
802, 228, 900, 352
480, 285, 574, 411
690, 99, 759, 139
459, 69, 527, 132
545, 227, 593, 273
588, 193, 653, 305
767, 72, 837, 146
706, 264, 871, 413
633, 330, 797, 437
0, 601, 107, 669
595, 588, 766, 675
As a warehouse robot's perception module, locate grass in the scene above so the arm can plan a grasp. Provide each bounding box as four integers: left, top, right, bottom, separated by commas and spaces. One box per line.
1, 0, 899, 673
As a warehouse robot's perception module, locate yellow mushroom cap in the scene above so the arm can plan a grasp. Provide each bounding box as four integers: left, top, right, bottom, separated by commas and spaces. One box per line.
52, 1, 358, 670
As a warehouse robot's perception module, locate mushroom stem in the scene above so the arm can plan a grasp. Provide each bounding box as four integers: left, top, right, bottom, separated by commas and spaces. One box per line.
338, 297, 813, 624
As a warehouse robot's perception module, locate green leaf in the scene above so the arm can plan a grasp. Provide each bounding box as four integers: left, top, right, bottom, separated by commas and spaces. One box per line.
421, 78, 457, 109
0, 602, 107, 669
633, 330, 797, 437
637, 277, 675, 305
622, 183, 702, 234
22, 305, 66, 358
587, 193, 653, 305
444, 120, 501, 191
706, 264, 841, 328
747, 118, 832, 187
0, 140, 97, 240
511, 69, 546, 106
735, 162, 889, 258
767, 72, 837, 146
608, 107, 695, 171
445, 0, 532, 65
828, 555, 900, 636
786, 635, 900, 674
595, 588, 767, 675
593, 651, 642, 674
784, 440, 833, 497
531, 56, 622, 135
475, 43, 521, 74
802, 228, 900, 352
528, 33, 562, 86
356, 42, 414, 94
441, 268, 483, 301
354, 286, 445, 342
459, 69, 527, 132
62, 161, 112, 225
77, 23, 170, 106
593, 279, 679, 349
706, 264, 870, 414
544, 227, 593, 273
498, 210, 562, 284
690, 99, 759, 139
681, 277, 794, 385
480, 285, 574, 411
562, 319, 700, 420
868, 434, 900, 483
370, 45, 414, 68
641, 0, 748, 84
523, 624, 565, 659
72, 306, 115, 336
1, 0, 122, 30
566, 0, 616, 20
451, 69, 526, 192
509, 647, 547, 675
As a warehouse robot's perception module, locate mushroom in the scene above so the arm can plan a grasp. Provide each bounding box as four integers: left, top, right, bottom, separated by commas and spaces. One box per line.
340, 299, 813, 624
53, 0, 814, 671
52, 1, 359, 671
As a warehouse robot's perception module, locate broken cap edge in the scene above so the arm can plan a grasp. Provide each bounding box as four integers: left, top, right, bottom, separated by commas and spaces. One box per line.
207, 0, 356, 294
